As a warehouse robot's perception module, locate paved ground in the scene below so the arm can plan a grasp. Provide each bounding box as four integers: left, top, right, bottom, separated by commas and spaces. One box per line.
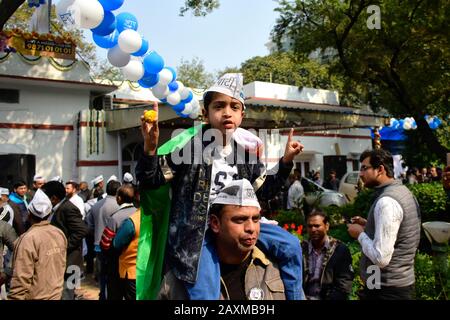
75, 273, 100, 300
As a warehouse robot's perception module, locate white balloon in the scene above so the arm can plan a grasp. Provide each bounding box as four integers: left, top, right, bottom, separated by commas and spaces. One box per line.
179, 87, 190, 100
118, 29, 143, 54
403, 121, 412, 130
158, 69, 173, 86
72, 0, 104, 29
56, 0, 77, 29
167, 91, 181, 106
122, 60, 145, 81
152, 83, 170, 100
107, 46, 130, 67
181, 102, 193, 115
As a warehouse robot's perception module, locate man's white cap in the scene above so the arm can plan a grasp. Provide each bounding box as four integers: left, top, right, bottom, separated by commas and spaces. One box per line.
212, 179, 260, 209
107, 175, 118, 183
91, 175, 104, 186
50, 176, 62, 183
204, 73, 245, 108
33, 174, 45, 182
123, 172, 133, 183
27, 189, 52, 219
0, 187, 9, 196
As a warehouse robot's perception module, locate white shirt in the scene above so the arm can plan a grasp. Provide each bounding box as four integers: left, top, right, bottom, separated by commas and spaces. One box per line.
287, 180, 304, 209
357, 196, 404, 268
207, 144, 238, 208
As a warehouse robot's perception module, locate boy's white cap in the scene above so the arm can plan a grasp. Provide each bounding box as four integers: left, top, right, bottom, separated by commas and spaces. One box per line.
123, 172, 133, 183
0, 187, 9, 195
204, 73, 245, 108
91, 175, 104, 186
33, 174, 45, 182
28, 189, 52, 219
212, 179, 260, 209
107, 175, 118, 184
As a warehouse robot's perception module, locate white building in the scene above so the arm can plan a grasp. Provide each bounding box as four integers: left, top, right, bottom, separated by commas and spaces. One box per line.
0, 51, 387, 189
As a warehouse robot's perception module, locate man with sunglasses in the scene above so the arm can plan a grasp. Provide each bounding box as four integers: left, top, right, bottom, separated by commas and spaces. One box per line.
347, 149, 420, 300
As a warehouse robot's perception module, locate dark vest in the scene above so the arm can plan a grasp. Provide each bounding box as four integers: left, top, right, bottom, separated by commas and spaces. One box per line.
360, 180, 421, 287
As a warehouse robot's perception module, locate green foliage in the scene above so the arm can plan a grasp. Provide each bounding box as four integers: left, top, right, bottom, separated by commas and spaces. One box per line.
176, 57, 215, 89
272, 209, 305, 227
328, 224, 353, 244
415, 251, 450, 300
273, 0, 450, 161
407, 182, 447, 221
179, 0, 220, 17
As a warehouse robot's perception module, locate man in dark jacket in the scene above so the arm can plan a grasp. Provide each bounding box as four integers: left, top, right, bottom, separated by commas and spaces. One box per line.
41, 181, 89, 300
302, 210, 353, 300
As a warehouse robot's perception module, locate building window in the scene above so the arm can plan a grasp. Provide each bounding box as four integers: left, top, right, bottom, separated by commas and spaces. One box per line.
0, 89, 19, 103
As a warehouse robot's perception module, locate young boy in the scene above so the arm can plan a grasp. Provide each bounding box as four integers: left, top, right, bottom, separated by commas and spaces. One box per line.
137, 73, 304, 299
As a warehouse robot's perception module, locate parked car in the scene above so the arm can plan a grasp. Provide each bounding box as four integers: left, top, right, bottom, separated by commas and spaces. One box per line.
300, 177, 347, 209
338, 171, 360, 202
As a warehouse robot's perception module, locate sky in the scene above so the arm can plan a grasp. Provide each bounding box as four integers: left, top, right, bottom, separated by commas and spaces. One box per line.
87, 0, 280, 74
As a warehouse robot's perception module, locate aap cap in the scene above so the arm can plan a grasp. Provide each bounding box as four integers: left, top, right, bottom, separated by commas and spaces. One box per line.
107, 175, 119, 184
204, 73, 245, 108
91, 175, 104, 186
0, 187, 10, 196
123, 172, 133, 183
28, 189, 52, 219
212, 179, 260, 209
33, 175, 45, 182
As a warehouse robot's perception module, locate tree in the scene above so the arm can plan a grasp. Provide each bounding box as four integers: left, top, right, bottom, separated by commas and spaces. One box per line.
179, 0, 220, 17
0, 0, 25, 31
176, 57, 215, 89
272, 0, 450, 162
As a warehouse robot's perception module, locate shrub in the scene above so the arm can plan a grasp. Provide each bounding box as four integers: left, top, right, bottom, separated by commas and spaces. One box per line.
407, 182, 447, 222
272, 209, 305, 227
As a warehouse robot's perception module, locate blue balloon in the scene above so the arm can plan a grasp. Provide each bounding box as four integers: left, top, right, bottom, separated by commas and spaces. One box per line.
182, 91, 194, 103
91, 11, 116, 36
143, 52, 164, 74
165, 66, 177, 82
99, 0, 124, 11
92, 30, 119, 49
434, 117, 442, 127
398, 119, 405, 130
172, 103, 185, 113
168, 80, 179, 92
116, 12, 138, 33
132, 38, 149, 57
138, 72, 159, 88
159, 98, 167, 104
391, 119, 399, 129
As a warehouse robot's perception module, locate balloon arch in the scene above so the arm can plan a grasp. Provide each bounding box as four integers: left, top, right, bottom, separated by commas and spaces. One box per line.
32, 0, 201, 119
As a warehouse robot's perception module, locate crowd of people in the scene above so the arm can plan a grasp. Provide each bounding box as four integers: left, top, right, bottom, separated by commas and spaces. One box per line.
0, 172, 139, 300
1, 73, 447, 301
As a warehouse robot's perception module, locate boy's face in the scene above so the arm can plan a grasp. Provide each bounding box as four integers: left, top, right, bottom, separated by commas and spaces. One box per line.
204, 92, 244, 136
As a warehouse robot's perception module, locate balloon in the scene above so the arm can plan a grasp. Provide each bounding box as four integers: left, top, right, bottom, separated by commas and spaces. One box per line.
182, 91, 194, 103
425, 115, 432, 124
92, 30, 119, 48
143, 51, 164, 74
91, 10, 116, 36
56, 0, 78, 29
151, 83, 170, 100
99, 0, 124, 11
179, 87, 191, 100
118, 29, 142, 54
157, 68, 174, 86
72, 0, 104, 29
107, 45, 130, 67
167, 91, 181, 106
168, 80, 179, 92
411, 121, 417, 130
181, 102, 193, 115
116, 12, 138, 33
165, 66, 177, 81
403, 121, 412, 130
131, 38, 149, 57
172, 102, 185, 113
138, 72, 159, 88
122, 60, 145, 81
434, 117, 442, 127
176, 81, 185, 93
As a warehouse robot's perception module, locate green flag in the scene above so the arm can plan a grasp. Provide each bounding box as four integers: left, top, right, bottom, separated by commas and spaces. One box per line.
136, 124, 203, 300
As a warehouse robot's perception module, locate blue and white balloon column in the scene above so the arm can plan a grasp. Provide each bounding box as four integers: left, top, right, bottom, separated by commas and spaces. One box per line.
55, 0, 200, 119
389, 115, 442, 131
